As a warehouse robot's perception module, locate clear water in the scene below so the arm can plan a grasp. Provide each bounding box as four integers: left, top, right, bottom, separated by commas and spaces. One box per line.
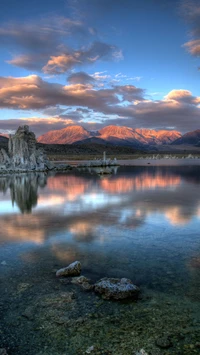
0, 166, 200, 355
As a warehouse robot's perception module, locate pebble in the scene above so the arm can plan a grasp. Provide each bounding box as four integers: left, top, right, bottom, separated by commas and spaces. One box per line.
85, 345, 94, 354
135, 349, 149, 355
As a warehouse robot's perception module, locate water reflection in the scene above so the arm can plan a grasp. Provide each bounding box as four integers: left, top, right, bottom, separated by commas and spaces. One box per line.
0, 167, 199, 249
0, 173, 47, 213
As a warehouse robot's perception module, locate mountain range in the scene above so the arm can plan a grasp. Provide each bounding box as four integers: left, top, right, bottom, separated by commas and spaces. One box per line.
37, 125, 182, 147
1, 125, 200, 148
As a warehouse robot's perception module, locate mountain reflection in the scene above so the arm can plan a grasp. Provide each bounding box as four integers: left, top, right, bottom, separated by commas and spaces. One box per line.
100, 174, 181, 193
0, 166, 200, 246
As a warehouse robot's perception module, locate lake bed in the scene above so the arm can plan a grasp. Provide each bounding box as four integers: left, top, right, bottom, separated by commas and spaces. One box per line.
0, 166, 200, 355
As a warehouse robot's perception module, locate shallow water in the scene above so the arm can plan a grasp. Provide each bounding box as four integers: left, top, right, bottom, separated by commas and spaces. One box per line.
0, 166, 200, 355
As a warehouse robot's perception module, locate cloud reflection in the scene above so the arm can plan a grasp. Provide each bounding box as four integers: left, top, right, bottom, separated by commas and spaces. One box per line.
0, 167, 200, 248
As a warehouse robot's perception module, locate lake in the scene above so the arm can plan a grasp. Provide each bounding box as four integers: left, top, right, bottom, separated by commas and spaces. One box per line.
0, 165, 200, 355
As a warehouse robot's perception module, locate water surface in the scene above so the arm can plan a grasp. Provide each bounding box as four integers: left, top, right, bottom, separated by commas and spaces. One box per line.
0, 166, 200, 355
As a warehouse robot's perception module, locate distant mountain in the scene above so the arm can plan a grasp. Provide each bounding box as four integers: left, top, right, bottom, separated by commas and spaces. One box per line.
172, 130, 200, 145
98, 126, 142, 147
38, 125, 182, 147
37, 125, 91, 144
98, 126, 181, 145
133, 128, 181, 145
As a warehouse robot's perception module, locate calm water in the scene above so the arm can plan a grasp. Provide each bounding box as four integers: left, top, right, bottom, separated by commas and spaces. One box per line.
0, 166, 200, 355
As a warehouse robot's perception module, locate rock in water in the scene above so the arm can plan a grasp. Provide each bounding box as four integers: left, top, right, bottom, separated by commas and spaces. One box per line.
94, 277, 140, 300
56, 261, 81, 277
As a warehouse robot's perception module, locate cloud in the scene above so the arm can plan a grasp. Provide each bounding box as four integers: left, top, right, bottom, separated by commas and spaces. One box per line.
181, 1, 200, 59
0, 75, 200, 133
164, 89, 200, 104
42, 42, 122, 74
114, 73, 142, 83
1, 16, 121, 73
181, 0, 200, 36
130, 76, 143, 82
67, 71, 96, 84
7, 54, 48, 71
184, 39, 200, 56
92, 71, 111, 80
0, 16, 94, 51
0, 75, 144, 111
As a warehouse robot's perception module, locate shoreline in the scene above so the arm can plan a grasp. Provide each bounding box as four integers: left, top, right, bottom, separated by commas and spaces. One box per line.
53, 158, 200, 167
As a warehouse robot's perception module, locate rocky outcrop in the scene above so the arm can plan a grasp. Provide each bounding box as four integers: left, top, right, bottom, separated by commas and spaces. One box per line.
94, 277, 140, 300
0, 125, 55, 172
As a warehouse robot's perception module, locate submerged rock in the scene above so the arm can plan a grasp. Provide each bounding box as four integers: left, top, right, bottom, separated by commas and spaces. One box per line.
71, 275, 94, 290
155, 336, 172, 349
85, 345, 94, 354
94, 277, 140, 300
71, 275, 90, 284
56, 261, 81, 277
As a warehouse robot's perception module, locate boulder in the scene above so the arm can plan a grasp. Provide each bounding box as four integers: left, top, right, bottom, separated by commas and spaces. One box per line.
94, 277, 140, 300
56, 261, 81, 277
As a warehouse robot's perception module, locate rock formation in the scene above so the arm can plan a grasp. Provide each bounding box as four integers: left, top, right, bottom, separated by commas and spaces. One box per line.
94, 277, 140, 300
0, 125, 54, 171
56, 261, 82, 277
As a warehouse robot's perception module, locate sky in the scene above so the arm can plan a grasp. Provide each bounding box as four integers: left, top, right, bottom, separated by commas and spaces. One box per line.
0, 0, 199, 136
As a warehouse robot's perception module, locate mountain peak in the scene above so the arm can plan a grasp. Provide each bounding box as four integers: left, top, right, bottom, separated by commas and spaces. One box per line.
37, 125, 91, 144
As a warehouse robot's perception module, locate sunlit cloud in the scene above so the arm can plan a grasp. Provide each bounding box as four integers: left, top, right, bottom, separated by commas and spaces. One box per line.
42, 42, 121, 74
0, 74, 200, 132
164, 89, 200, 104
184, 39, 200, 56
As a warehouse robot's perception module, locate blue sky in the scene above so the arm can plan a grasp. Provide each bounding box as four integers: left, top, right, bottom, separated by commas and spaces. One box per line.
0, 0, 199, 135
